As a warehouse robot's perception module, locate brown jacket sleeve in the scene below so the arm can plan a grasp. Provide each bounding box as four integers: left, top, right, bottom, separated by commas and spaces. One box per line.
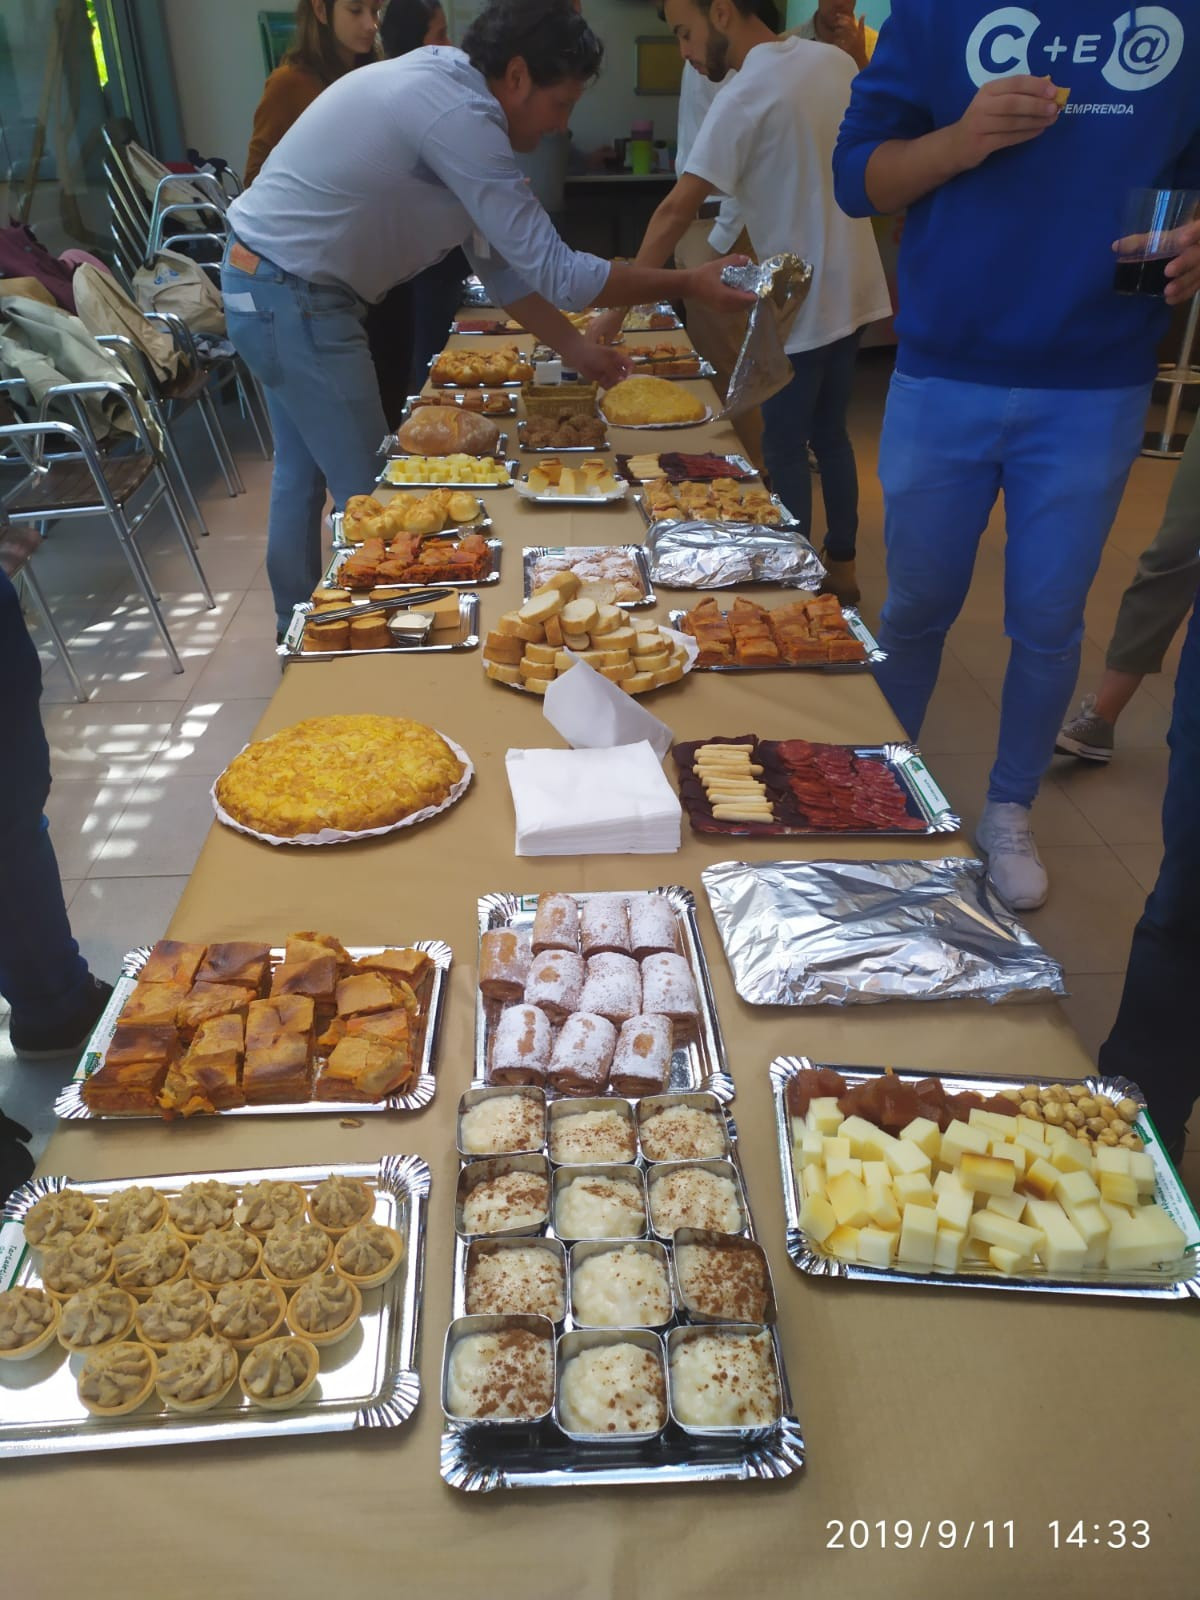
244, 65, 325, 186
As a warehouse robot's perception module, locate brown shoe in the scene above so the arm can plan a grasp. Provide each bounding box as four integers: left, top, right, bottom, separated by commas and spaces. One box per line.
818, 551, 860, 607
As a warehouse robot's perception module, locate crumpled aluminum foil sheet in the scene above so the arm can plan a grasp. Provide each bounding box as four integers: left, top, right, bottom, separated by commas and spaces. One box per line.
702, 857, 1066, 1007
721, 254, 813, 416
645, 521, 825, 590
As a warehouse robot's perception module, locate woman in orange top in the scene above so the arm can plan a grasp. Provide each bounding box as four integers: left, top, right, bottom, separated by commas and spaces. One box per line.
244, 0, 383, 186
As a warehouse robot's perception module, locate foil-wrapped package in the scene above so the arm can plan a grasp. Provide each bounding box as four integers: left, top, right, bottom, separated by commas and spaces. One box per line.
702, 857, 1066, 1007
645, 521, 825, 590
721, 254, 813, 416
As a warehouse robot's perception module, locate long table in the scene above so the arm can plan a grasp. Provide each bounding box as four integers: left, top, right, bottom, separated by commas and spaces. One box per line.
11, 334, 1196, 1600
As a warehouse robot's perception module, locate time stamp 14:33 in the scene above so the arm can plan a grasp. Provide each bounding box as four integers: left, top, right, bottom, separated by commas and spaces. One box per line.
825, 1520, 1151, 1551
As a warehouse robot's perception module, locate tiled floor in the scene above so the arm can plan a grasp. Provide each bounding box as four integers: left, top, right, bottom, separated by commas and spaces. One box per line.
1, 363, 1195, 1199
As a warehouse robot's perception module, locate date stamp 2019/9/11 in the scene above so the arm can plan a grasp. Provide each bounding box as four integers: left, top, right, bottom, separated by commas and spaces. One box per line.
826, 1520, 1151, 1552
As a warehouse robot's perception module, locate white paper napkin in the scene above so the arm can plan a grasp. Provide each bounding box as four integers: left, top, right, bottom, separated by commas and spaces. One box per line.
541, 630, 699, 760
505, 741, 682, 856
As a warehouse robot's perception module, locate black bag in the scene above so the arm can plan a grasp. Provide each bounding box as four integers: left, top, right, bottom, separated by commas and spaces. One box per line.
0, 1109, 34, 1206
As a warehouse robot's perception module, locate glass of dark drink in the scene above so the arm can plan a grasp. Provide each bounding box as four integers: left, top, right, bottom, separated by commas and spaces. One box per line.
1113, 188, 1200, 297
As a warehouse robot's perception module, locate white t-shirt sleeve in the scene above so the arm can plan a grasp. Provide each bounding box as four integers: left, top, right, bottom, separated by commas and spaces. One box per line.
682, 92, 753, 212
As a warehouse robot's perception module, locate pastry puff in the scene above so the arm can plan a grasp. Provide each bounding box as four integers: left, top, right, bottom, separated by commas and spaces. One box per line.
333, 1221, 406, 1290
78, 1341, 158, 1416
239, 1336, 320, 1411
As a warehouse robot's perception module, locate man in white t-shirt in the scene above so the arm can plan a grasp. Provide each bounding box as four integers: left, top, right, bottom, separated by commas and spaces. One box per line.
592, 0, 889, 602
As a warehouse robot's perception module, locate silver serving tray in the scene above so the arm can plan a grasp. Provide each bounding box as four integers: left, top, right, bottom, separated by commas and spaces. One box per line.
522, 545, 655, 609
675, 741, 960, 839
618, 452, 758, 486
55, 942, 452, 1122
474, 889, 732, 1103
377, 458, 519, 490
427, 354, 528, 389
517, 421, 611, 454
383, 431, 509, 459
514, 475, 628, 506
668, 606, 885, 672
442, 1097, 804, 1490
389, 394, 519, 429
323, 539, 500, 590
278, 594, 480, 663
621, 304, 684, 333
628, 356, 716, 382
330, 507, 491, 550
771, 1057, 1200, 1302
600, 406, 714, 432
635, 491, 797, 532
0, 1154, 430, 1457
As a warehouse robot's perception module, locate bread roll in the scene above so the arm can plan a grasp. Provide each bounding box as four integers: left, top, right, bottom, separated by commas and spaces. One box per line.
395, 407, 501, 457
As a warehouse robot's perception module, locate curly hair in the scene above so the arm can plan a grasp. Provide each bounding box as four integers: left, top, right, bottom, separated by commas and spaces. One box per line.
463, 0, 603, 87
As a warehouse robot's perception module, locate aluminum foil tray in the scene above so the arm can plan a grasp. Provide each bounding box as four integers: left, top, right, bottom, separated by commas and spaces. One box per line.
390, 394, 519, 428
516, 421, 611, 454
0, 1154, 430, 1457
668, 607, 883, 671
377, 458, 519, 490
278, 594, 480, 662
323, 539, 500, 590
441, 1097, 804, 1490
647, 522, 823, 590
55, 942, 452, 1121
522, 545, 655, 609
635, 492, 798, 531
771, 1057, 1200, 1301
331, 508, 492, 550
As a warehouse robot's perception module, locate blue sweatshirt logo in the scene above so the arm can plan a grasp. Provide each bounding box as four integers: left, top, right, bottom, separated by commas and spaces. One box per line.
966, 5, 1184, 90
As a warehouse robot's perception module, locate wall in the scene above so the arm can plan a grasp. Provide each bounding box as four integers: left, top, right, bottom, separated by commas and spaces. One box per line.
564, 1, 679, 156
159, 0, 272, 167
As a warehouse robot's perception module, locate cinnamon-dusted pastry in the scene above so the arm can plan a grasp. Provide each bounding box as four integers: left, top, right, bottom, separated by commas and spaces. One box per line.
155, 1332, 238, 1413
239, 1335, 320, 1410
209, 1280, 287, 1349
41, 1232, 114, 1300
531, 892, 579, 954
139, 939, 207, 987
489, 1003, 551, 1086
638, 951, 699, 1024
580, 895, 631, 958
271, 954, 338, 1007
525, 949, 584, 1024
609, 1014, 673, 1098
159, 1013, 245, 1117
261, 1219, 333, 1288
78, 1340, 157, 1415
96, 1185, 168, 1244
626, 893, 678, 960
236, 1180, 306, 1236
578, 952, 642, 1026
549, 1011, 617, 1096
478, 928, 531, 1003
112, 1229, 188, 1297
120, 979, 188, 1027
187, 1226, 261, 1292
175, 982, 257, 1039
286, 1269, 362, 1346
22, 1187, 97, 1248
333, 1221, 405, 1288
315, 1034, 413, 1102
307, 1175, 374, 1236
0, 1285, 61, 1359
57, 1284, 137, 1353
286, 931, 352, 970
168, 1180, 239, 1240
194, 941, 271, 989
135, 1280, 213, 1350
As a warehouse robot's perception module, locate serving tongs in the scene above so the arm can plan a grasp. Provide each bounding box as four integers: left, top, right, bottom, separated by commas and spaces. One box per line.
307, 586, 453, 626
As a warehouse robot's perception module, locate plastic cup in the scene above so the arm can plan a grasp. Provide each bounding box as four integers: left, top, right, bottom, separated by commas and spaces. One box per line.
1113, 188, 1200, 297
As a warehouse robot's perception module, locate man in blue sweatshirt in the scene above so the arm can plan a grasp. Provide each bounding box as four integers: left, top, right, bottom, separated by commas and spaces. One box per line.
833, 2, 1200, 910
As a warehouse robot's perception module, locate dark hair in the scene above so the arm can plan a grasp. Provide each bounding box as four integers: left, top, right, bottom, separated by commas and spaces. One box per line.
463, 0, 603, 87
380, 0, 442, 58
283, 0, 379, 87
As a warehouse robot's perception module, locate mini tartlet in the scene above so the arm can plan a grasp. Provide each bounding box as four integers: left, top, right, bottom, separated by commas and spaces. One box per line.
333, 1221, 405, 1289
22, 1189, 98, 1249
235, 1181, 306, 1238
239, 1336, 320, 1410
96, 1185, 168, 1244
307, 1175, 374, 1237
285, 1270, 362, 1347
187, 1226, 262, 1292
155, 1332, 238, 1413
111, 1229, 189, 1298
168, 1180, 239, 1240
40, 1232, 114, 1301
135, 1280, 213, 1350
209, 1280, 288, 1350
58, 1284, 138, 1353
78, 1340, 158, 1416
0, 1286, 61, 1360
261, 1219, 333, 1290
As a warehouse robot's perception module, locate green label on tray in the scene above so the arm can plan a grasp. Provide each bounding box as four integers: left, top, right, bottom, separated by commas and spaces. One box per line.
0, 1223, 26, 1292
901, 755, 949, 817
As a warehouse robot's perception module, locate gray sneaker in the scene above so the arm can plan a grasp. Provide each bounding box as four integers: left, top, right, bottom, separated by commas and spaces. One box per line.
976, 801, 1048, 911
1055, 694, 1115, 763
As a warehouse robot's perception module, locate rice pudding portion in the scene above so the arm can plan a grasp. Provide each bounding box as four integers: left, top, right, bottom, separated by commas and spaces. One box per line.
446, 1326, 553, 1421
466, 1244, 565, 1319
571, 1245, 671, 1327
558, 1342, 666, 1436
549, 1106, 635, 1166
669, 1329, 780, 1428
460, 1170, 549, 1235
648, 1166, 743, 1235
674, 1240, 770, 1323
554, 1174, 645, 1240
460, 1093, 545, 1156
639, 1104, 727, 1162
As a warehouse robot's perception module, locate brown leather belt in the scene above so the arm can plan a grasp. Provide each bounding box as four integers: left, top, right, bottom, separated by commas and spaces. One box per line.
229, 240, 261, 274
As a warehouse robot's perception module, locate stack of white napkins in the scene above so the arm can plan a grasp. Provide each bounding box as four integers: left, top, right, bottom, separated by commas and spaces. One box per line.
506, 741, 682, 856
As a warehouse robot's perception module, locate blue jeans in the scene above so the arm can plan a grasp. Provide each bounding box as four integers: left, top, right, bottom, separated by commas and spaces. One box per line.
876, 373, 1149, 807
0, 570, 89, 1026
221, 247, 386, 632
761, 330, 863, 561
1099, 602, 1200, 1149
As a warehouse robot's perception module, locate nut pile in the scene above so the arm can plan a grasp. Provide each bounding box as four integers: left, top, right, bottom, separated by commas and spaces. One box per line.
998, 1085, 1143, 1151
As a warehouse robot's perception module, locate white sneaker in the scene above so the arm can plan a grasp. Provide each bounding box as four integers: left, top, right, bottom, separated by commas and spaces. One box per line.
975, 801, 1048, 911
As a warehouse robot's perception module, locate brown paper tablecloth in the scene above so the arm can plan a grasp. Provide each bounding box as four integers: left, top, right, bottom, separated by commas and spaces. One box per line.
12, 335, 1196, 1600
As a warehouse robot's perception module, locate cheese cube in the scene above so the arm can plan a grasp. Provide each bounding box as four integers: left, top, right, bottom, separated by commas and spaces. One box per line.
935, 1185, 973, 1235
1095, 1145, 1131, 1178
958, 1151, 1017, 1197
893, 1172, 935, 1208
985, 1191, 1026, 1222
1014, 1133, 1051, 1168
969, 1109, 1017, 1136
988, 1246, 1031, 1275
827, 1224, 860, 1262
827, 1172, 871, 1228
933, 1227, 966, 1272
865, 1182, 901, 1232
1129, 1151, 1156, 1197
1023, 1198, 1087, 1274
1049, 1139, 1093, 1175
1023, 1157, 1061, 1201
801, 1163, 825, 1201
1099, 1171, 1139, 1208
795, 1128, 824, 1168
857, 1227, 898, 1269
797, 1193, 837, 1244
896, 1203, 938, 1269
988, 1139, 1027, 1177
821, 1136, 850, 1163
862, 1160, 890, 1189
939, 1120, 990, 1167
1016, 1115, 1047, 1143
826, 1154, 864, 1181
933, 1169, 967, 1197
1061, 1201, 1110, 1252
963, 1237, 992, 1263
807, 1097, 843, 1136
1103, 1203, 1186, 1272
837, 1115, 883, 1159
1043, 1124, 1074, 1150
968, 1210, 1045, 1257
885, 1139, 932, 1179
1055, 1169, 1101, 1208
899, 1117, 941, 1162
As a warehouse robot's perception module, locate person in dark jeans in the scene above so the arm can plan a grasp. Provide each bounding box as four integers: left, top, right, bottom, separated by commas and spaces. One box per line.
1099, 596, 1200, 1165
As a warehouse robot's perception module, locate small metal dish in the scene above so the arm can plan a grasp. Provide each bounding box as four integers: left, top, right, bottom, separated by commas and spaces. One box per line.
554, 1326, 668, 1444
456, 1086, 547, 1160
551, 1166, 647, 1243
454, 1154, 551, 1240
568, 1239, 674, 1331
461, 1237, 567, 1323
441, 1313, 556, 1428
670, 1229, 777, 1326
635, 1092, 731, 1164
645, 1158, 747, 1240
547, 1099, 637, 1167
665, 1323, 782, 1440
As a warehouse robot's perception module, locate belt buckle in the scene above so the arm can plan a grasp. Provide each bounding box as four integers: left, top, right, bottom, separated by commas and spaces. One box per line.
229, 240, 261, 274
